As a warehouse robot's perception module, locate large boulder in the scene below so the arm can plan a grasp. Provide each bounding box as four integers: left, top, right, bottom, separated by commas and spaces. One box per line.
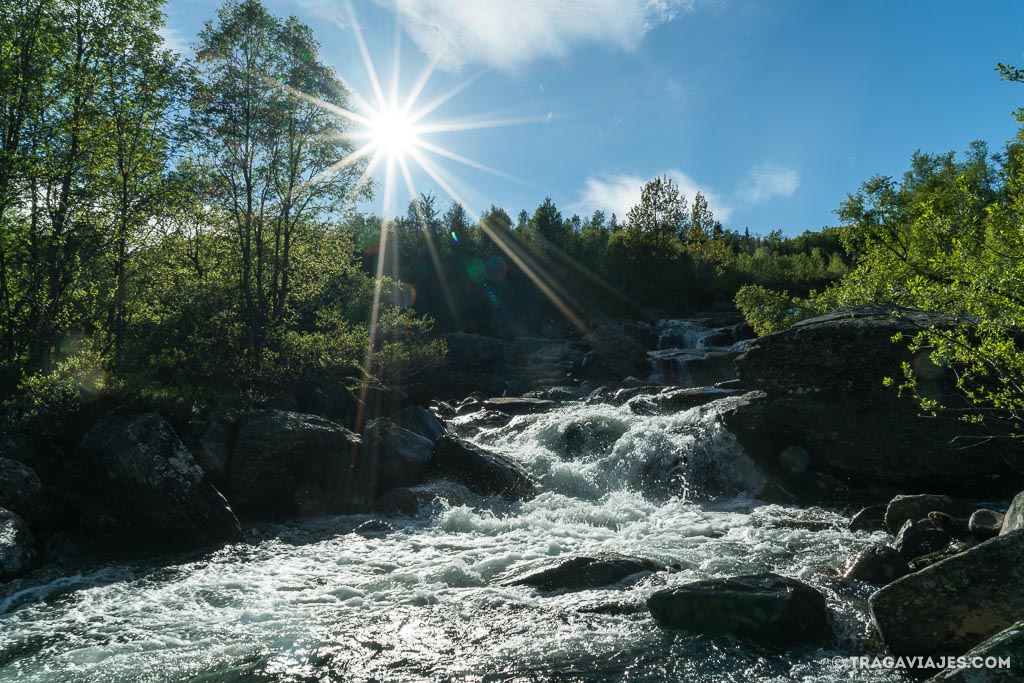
1000, 491, 1024, 535
78, 413, 242, 546
505, 555, 665, 591
430, 436, 536, 500
0, 507, 35, 581
885, 494, 974, 534
227, 410, 364, 518
843, 545, 910, 585
0, 458, 43, 523
647, 573, 830, 647
390, 406, 447, 443
893, 519, 954, 561
361, 418, 435, 492
928, 622, 1023, 682
869, 529, 1024, 657
722, 307, 1024, 499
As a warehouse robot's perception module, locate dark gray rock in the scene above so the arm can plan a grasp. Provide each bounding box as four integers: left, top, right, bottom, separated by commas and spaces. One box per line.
843, 545, 910, 584
482, 397, 557, 415
374, 481, 470, 515
391, 406, 447, 443
431, 436, 535, 500
1000, 491, 1024, 535
361, 418, 434, 492
849, 504, 888, 532
886, 494, 974, 534
0, 507, 35, 581
893, 519, 954, 561
354, 519, 394, 536
227, 409, 363, 518
969, 509, 1005, 540
194, 418, 235, 483
506, 555, 665, 591
929, 511, 971, 540
870, 529, 1024, 657
628, 387, 743, 415
79, 413, 242, 546
726, 307, 1024, 499
648, 573, 830, 646
928, 621, 1024, 682
0, 459, 43, 523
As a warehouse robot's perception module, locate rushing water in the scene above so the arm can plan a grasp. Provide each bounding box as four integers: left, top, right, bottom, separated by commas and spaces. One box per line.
0, 397, 910, 682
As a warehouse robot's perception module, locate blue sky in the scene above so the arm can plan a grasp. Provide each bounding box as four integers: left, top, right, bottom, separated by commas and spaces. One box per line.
163, 0, 1024, 236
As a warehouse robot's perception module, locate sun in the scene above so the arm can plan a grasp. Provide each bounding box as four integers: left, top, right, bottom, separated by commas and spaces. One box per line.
367, 108, 420, 160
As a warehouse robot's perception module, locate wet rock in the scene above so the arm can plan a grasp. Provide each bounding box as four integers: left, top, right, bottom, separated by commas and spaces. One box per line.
1000, 491, 1024, 535
194, 418, 235, 484
390, 406, 448, 444
969, 509, 1004, 540
0, 459, 43, 523
869, 529, 1024, 657
431, 436, 535, 500
481, 397, 557, 415
0, 507, 36, 581
849, 504, 888, 532
559, 417, 628, 459
928, 511, 970, 540
843, 545, 910, 584
354, 519, 394, 536
506, 555, 665, 591
523, 386, 588, 402
79, 413, 242, 546
227, 409, 363, 518
893, 519, 953, 561
886, 494, 974, 534
907, 545, 967, 573
362, 418, 435, 491
628, 387, 743, 415
455, 399, 484, 416
928, 621, 1024, 682
728, 307, 1024, 499
648, 573, 830, 647
374, 481, 471, 516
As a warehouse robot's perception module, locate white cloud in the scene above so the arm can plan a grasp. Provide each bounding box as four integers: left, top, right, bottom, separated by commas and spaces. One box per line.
576, 169, 732, 223
377, 0, 699, 71
739, 164, 800, 203
158, 25, 190, 55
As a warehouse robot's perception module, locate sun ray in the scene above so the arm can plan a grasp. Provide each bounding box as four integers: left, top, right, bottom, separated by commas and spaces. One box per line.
400, 59, 438, 118
346, 3, 389, 114
408, 71, 485, 124
413, 138, 535, 187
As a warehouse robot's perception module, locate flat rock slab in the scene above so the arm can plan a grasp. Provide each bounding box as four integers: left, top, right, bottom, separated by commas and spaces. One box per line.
648, 572, 830, 647
505, 555, 665, 591
870, 529, 1024, 657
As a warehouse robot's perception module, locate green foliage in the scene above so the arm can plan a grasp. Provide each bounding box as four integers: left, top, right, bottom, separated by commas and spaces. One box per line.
734, 285, 820, 336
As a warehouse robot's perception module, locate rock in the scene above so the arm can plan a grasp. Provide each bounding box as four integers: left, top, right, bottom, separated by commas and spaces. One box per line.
194, 419, 235, 483
449, 409, 514, 436
893, 519, 954, 561
886, 494, 974, 534
628, 387, 743, 415
907, 545, 967, 573
481, 397, 557, 415
361, 418, 434, 491
929, 511, 970, 540
843, 545, 910, 584
849, 504, 888, 532
430, 436, 536, 500
559, 416, 629, 459
870, 529, 1024, 657
970, 509, 1005, 540
1000, 491, 1024, 535
928, 622, 1024, 682
78, 413, 242, 546
262, 377, 360, 426
0, 507, 36, 581
227, 410, 363, 518
647, 573, 830, 647
726, 307, 1024, 499
506, 555, 665, 591
390, 406, 448, 444
354, 519, 394, 536
0, 459, 43, 523
374, 481, 471, 515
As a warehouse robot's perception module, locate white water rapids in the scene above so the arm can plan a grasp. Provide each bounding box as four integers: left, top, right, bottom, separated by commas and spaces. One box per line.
0, 398, 908, 682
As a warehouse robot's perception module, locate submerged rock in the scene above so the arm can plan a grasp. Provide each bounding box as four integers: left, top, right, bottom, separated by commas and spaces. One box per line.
647, 573, 830, 647
78, 413, 242, 546
0, 507, 36, 581
843, 545, 910, 585
227, 410, 363, 518
870, 529, 1024, 657
430, 436, 535, 500
885, 494, 974, 534
354, 519, 394, 536
506, 555, 665, 591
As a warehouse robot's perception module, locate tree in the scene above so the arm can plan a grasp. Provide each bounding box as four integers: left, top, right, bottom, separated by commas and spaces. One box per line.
626, 175, 688, 253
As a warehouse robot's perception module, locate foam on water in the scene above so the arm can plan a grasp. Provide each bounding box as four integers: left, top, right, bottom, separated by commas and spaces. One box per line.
0, 399, 906, 682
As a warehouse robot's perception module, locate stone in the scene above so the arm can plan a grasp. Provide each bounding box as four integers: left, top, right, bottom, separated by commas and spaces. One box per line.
481, 397, 557, 415
78, 413, 242, 546
849, 504, 888, 532
227, 409, 363, 518
506, 555, 665, 591
893, 519, 954, 561
0, 459, 43, 523
886, 494, 975, 534
430, 436, 535, 500
390, 406, 448, 443
870, 529, 1024, 657
927, 621, 1024, 682
969, 509, 1005, 540
1000, 491, 1024, 535
361, 418, 435, 491
0, 507, 35, 581
648, 573, 830, 647
843, 545, 910, 584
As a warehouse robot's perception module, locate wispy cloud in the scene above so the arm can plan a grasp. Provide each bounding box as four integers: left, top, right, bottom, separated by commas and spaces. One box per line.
158, 25, 190, 55
739, 164, 800, 203
577, 169, 732, 223
377, 0, 700, 71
